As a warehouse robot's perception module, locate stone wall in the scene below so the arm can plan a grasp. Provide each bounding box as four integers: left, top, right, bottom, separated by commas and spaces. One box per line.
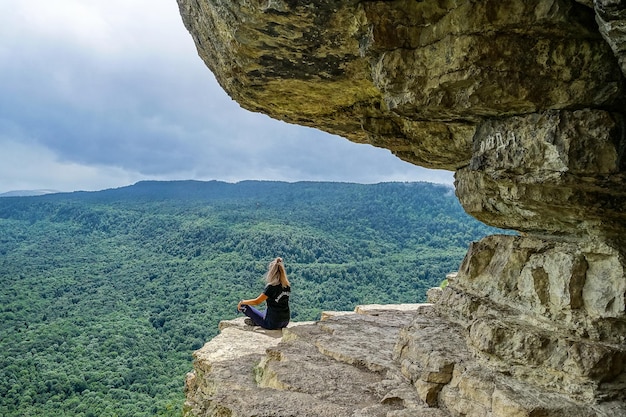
177, 0, 626, 414
437, 236, 626, 401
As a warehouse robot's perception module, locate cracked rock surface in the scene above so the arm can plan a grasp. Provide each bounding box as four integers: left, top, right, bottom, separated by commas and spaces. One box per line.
183, 304, 626, 417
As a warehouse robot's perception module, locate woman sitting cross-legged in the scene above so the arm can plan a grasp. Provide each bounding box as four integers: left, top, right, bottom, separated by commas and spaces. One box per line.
237, 257, 291, 330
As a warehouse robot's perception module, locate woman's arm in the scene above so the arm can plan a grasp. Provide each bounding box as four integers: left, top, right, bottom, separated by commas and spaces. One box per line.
238, 293, 268, 310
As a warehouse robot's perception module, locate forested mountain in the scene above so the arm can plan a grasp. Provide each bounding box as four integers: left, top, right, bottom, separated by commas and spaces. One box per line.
0, 180, 504, 417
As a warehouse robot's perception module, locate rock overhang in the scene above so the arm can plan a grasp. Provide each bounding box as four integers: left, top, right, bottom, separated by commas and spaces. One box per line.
177, 0, 625, 238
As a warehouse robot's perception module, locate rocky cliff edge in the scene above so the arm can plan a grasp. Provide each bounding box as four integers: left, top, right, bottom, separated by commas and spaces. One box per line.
183, 299, 625, 417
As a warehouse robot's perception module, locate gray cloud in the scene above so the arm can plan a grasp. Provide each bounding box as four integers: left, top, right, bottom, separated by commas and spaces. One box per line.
0, 0, 453, 193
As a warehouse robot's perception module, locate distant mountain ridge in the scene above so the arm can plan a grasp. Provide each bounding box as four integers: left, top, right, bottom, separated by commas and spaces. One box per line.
3, 179, 454, 202
0, 189, 60, 197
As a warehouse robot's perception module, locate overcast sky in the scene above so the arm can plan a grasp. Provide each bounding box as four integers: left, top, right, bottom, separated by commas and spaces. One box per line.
0, 0, 454, 194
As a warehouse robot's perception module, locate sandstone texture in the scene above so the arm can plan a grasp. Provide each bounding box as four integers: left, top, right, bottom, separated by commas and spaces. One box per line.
184, 306, 626, 417
183, 306, 434, 417
177, 0, 626, 415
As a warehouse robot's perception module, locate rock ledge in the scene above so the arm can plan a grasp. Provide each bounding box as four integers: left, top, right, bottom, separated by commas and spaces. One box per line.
183, 303, 625, 417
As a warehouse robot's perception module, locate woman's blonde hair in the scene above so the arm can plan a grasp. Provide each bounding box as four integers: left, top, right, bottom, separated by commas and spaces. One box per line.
265, 257, 290, 287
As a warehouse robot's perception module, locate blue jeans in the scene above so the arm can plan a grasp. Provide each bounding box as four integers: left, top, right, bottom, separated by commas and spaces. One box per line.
240, 305, 289, 330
